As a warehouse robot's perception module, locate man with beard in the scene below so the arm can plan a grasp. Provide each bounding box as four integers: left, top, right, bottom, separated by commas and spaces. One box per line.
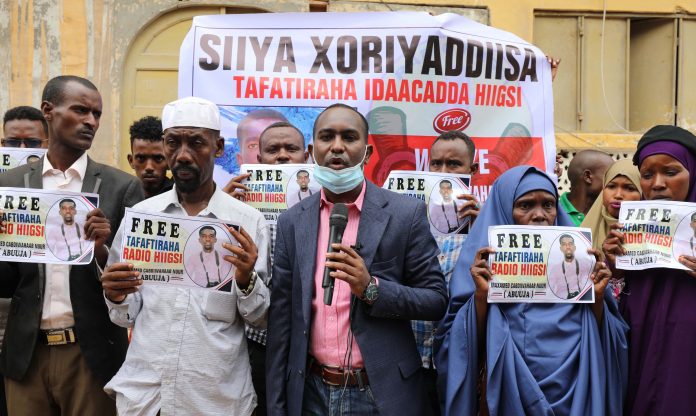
46, 199, 84, 261
100, 96, 270, 415
0, 75, 143, 415
127, 116, 172, 198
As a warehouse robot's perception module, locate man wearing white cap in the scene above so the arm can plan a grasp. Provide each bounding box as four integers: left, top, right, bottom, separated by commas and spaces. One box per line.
100, 96, 271, 415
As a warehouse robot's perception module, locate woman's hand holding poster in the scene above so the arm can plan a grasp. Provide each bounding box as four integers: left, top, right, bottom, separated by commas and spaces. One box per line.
487, 225, 595, 303
616, 200, 696, 271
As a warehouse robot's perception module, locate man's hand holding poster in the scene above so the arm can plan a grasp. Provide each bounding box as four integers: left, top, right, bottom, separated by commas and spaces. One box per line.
616, 200, 696, 271
487, 225, 595, 303
0, 148, 46, 173
239, 163, 320, 224
0, 187, 98, 264
121, 208, 241, 290
382, 170, 471, 236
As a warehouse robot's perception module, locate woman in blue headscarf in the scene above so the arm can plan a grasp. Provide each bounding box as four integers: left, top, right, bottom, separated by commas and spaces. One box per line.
435, 166, 628, 416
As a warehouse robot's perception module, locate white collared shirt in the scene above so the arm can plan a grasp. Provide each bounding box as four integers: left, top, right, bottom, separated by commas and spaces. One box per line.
104, 185, 271, 416
40, 152, 89, 330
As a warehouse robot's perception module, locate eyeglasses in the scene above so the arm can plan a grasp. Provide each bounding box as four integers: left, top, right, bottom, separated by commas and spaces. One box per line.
1, 138, 47, 148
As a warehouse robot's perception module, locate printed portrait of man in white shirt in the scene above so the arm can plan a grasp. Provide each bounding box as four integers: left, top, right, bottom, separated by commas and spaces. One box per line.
429, 179, 464, 234
672, 211, 696, 259
286, 169, 318, 208
184, 225, 233, 288
46, 198, 84, 261
547, 234, 592, 300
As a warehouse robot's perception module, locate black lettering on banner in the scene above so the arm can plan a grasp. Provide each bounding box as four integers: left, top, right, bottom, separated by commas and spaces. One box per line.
385, 36, 395, 73
336, 36, 358, 74
504, 45, 521, 81
249, 36, 273, 71
520, 48, 538, 81
199, 34, 220, 71
310, 36, 334, 73
2, 154, 10, 166
237, 36, 246, 70
421, 36, 442, 75
445, 37, 464, 76
273, 37, 297, 73
398, 35, 421, 74
362, 36, 382, 73
223, 36, 233, 70
466, 40, 484, 78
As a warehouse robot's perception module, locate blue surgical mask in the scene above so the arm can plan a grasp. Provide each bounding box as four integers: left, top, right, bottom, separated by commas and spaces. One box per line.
313, 149, 367, 194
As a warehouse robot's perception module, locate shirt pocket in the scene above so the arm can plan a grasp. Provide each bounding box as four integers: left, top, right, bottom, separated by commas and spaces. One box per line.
201, 290, 238, 324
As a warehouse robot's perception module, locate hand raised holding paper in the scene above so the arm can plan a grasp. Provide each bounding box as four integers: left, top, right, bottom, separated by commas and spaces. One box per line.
222, 226, 258, 289
102, 263, 142, 303
457, 193, 480, 224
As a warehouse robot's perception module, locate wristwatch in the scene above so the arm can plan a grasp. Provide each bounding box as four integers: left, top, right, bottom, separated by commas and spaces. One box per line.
240, 270, 258, 296
361, 276, 379, 304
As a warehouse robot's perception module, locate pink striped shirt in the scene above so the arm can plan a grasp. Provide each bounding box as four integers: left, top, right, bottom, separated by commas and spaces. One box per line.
309, 182, 366, 368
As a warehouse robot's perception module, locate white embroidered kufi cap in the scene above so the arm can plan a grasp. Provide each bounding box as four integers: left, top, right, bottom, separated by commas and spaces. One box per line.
161, 96, 221, 131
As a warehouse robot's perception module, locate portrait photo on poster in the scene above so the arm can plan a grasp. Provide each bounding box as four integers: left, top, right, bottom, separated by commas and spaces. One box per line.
546, 232, 594, 300
285, 167, 321, 208
428, 178, 469, 235
672, 210, 696, 259
184, 224, 237, 289
44, 197, 91, 262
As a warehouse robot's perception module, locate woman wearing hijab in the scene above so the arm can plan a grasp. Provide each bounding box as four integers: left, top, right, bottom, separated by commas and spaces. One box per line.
581, 159, 642, 298
603, 125, 696, 415
435, 166, 628, 416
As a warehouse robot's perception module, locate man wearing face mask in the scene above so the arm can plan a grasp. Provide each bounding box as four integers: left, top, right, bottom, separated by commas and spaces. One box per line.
266, 103, 447, 416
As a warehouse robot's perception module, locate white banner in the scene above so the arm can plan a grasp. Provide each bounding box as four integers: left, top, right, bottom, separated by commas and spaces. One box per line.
178, 12, 555, 201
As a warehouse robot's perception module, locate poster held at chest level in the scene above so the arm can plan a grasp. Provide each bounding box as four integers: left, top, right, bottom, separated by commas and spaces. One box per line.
382, 170, 471, 236
615, 200, 696, 271
178, 12, 555, 202
120, 208, 240, 290
0, 187, 98, 264
487, 225, 595, 303
240, 163, 320, 224
0, 148, 47, 173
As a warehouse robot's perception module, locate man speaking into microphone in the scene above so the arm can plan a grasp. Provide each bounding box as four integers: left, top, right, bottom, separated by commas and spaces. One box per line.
267, 104, 447, 416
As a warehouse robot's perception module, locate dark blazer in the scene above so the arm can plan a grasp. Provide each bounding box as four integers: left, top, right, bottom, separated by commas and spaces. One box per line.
0, 157, 144, 385
266, 181, 447, 416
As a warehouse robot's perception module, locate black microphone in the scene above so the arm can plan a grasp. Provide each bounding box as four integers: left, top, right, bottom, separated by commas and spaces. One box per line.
323, 203, 349, 305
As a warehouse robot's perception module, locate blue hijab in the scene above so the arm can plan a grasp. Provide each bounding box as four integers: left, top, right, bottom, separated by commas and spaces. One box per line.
435, 166, 628, 416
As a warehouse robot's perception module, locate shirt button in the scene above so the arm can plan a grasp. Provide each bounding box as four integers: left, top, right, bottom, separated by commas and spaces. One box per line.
298, 370, 304, 376
303, 330, 307, 336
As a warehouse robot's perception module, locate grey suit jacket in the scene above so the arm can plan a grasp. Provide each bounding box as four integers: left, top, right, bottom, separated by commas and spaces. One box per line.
0, 156, 144, 384
266, 181, 447, 416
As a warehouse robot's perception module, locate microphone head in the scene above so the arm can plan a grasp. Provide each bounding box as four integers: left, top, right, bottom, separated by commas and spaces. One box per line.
329, 203, 349, 228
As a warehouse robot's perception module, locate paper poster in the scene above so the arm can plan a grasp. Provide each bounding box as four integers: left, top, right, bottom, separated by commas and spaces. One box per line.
0, 147, 46, 173
239, 163, 320, 224
487, 225, 595, 303
120, 208, 241, 290
615, 200, 696, 271
0, 187, 99, 264
178, 12, 556, 202
382, 170, 471, 235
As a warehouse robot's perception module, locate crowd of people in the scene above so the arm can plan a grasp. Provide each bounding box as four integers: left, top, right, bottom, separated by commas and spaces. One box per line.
0, 74, 694, 416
